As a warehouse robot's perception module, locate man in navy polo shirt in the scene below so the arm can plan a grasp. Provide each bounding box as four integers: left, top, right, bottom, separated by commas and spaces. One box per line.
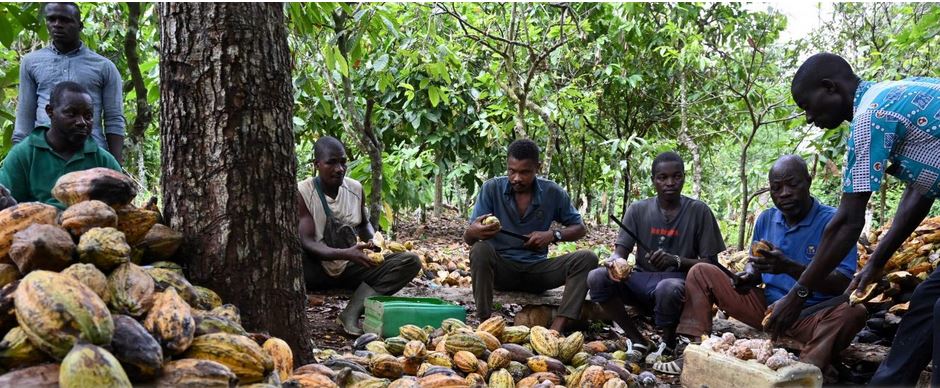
677, 155, 867, 371
464, 139, 597, 332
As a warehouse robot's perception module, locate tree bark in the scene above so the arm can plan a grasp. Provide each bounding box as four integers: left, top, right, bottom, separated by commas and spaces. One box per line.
677, 71, 702, 198
158, 3, 313, 362
434, 153, 443, 218
123, 3, 151, 189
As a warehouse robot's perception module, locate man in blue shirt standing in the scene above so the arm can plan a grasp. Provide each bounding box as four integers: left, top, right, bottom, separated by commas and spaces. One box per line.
765, 53, 939, 386
15, 2, 125, 164
464, 139, 597, 332
677, 155, 867, 371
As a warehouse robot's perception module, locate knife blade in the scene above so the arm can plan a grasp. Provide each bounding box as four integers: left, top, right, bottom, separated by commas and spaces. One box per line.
498, 229, 530, 241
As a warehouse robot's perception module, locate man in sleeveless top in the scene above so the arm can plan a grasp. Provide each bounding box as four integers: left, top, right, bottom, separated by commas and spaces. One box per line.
298, 136, 421, 335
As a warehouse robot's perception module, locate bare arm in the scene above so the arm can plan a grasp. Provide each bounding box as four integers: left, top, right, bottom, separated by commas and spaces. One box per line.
561, 222, 586, 241
297, 193, 371, 265
796, 192, 871, 290
107, 134, 124, 165
357, 193, 374, 242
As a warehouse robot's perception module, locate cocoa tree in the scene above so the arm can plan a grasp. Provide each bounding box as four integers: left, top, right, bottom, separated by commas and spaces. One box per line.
158, 3, 313, 361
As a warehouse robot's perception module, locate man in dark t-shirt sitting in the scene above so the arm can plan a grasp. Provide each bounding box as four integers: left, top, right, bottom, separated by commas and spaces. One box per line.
588, 152, 726, 354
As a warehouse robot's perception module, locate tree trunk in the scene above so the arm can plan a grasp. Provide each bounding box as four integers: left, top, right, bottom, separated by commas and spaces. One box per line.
123, 3, 151, 188
159, 2, 313, 362
737, 149, 749, 250
434, 153, 443, 218
677, 72, 702, 198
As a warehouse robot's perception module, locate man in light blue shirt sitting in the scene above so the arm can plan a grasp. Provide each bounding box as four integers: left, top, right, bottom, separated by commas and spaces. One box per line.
14, 2, 125, 164
678, 155, 866, 372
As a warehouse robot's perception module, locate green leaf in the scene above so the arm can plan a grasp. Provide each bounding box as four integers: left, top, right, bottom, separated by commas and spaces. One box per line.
373, 54, 389, 72
0, 13, 13, 49
428, 85, 440, 107
333, 47, 349, 78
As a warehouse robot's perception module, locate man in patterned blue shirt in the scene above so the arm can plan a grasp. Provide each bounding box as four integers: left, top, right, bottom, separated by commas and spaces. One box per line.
766, 53, 939, 386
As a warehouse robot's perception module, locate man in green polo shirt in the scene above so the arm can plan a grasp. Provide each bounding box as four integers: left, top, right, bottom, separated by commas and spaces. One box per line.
0, 81, 121, 209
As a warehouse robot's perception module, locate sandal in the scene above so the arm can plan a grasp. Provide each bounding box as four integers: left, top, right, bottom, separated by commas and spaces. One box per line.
645, 342, 668, 365
625, 339, 646, 363
653, 357, 684, 375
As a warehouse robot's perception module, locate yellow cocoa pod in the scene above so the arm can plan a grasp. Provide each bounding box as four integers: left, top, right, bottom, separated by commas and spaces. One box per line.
14, 270, 114, 359
61, 263, 109, 301
145, 267, 202, 309
59, 200, 118, 237
400, 324, 429, 343
143, 288, 196, 356
404, 340, 428, 359
604, 377, 629, 388
156, 358, 237, 388
0, 326, 49, 369
477, 315, 506, 338
108, 263, 156, 318
59, 342, 131, 388
528, 326, 558, 357
366, 340, 390, 355
453, 350, 478, 373
440, 318, 466, 334
371, 353, 404, 379
183, 333, 274, 384
113, 205, 160, 246
489, 368, 515, 388
487, 347, 511, 370
263, 337, 293, 382
500, 325, 530, 344
482, 216, 500, 226
443, 332, 486, 357
208, 304, 242, 325
465, 372, 485, 386
417, 373, 467, 388
193, 286, 223, 310
751, 240, 771, 257
135, 224, 183, 262
558, 331, 584, 363
52, 168, 137, 207
77, 227, 130, 271
195, 315, 248, 337
474, 330, 501, 351
284, 372, 339, 387
388, 242, 407, 253
425, 351, 452, 368
0, 202, 58, 264
10, 223, 73, 273
526, 355, 565, 374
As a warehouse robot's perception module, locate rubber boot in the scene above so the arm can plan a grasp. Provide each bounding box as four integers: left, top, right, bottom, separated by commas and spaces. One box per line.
337, 283, 377, 336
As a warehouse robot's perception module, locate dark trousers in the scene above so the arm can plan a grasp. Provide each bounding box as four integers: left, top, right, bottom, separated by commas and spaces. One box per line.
469, 241, 597, 320
870, 267, 940, 386
587, 267, 686, 327
303, 252, 421, 295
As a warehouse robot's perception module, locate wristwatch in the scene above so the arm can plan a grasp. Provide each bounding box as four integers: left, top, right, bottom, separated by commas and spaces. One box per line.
552, 229, 563, 243
793, 283, 811, 299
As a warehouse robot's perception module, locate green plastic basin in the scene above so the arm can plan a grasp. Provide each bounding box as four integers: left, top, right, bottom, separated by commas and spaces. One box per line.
362, 295, 466, 338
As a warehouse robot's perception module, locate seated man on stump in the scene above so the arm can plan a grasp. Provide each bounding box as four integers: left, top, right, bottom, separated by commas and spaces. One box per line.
588, 151, 725, 359
0, 81, 121, 210
464, 139, 597, 333
677, 155, 867, 373
297, 136, 421, 335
